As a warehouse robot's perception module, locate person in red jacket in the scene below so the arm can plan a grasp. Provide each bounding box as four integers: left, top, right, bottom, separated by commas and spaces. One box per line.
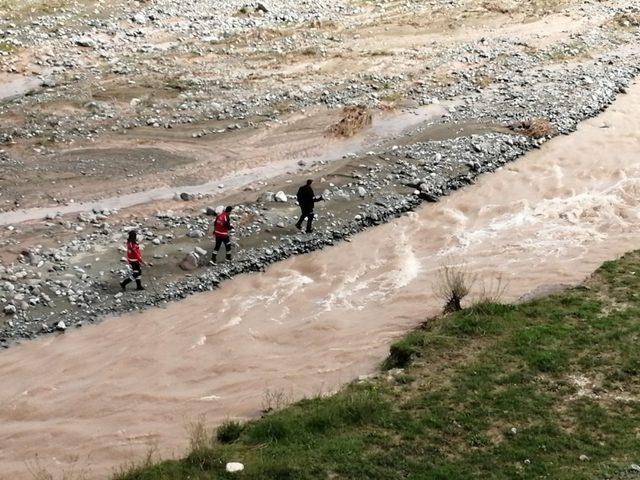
120, 230, 145, 291
211, 206, 234, 264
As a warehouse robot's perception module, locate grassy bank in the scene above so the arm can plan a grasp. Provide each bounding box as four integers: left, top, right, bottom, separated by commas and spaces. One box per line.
116, 252, 640, 479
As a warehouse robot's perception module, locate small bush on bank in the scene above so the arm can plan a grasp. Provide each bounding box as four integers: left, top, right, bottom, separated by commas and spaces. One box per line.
216, 420, 244, 444
435, 263, 476, 313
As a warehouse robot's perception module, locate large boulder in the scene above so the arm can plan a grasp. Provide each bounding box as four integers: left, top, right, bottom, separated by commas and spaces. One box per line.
179, 252, 200, 271
258, 192, 275, 203
78, 211, 97, 223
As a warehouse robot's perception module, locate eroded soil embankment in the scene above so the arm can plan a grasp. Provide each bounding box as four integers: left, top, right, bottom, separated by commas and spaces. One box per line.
2, 80, 640, 480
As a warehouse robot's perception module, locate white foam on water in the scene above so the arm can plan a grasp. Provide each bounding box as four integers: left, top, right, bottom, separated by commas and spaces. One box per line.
199, 394, 222, 401
441, 177, 640, 261
190, 335, 207, 349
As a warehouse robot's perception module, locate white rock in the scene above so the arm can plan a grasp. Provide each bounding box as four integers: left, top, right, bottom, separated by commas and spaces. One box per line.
357, 186, 366, 197
56, 321, 67, 331
194, 247, 207, 256
274, 191, 288, 202
226, 462, 244, 473
132, 13, 147, 24
74, 36, 95, 48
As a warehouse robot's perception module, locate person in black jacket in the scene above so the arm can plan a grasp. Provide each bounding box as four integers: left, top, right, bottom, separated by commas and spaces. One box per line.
295, 179, 322, 233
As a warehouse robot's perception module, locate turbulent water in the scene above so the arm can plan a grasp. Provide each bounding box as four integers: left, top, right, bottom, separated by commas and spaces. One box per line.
1, 82, 640, 479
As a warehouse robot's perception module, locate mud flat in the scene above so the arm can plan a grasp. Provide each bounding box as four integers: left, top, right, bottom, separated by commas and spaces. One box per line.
2, 74, 640, 479
0, 0, 638, 209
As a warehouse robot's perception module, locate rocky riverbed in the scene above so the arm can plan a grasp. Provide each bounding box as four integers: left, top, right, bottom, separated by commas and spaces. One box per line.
0, 0, 639, 346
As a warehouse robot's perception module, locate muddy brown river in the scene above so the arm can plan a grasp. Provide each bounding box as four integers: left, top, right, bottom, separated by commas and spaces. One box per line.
1, 82, 640, 479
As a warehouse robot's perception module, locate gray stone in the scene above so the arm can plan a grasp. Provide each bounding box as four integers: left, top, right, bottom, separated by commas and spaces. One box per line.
258, 192, 275, 203
179, 252, 200, 271
74, 37, 96, 48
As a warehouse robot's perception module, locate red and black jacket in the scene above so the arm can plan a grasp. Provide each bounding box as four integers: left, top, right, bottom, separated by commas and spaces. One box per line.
126, 241, 142, 264
213, 212, 231, 238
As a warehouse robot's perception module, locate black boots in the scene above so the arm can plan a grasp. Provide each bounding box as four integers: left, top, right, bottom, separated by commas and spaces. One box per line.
120, 278, 144, 291
210, 252, 232, 264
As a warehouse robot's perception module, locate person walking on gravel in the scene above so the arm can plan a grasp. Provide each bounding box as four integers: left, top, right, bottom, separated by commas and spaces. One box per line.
295, 179, 322, 233
120, 230, 145, 291
211, 206, 234, 264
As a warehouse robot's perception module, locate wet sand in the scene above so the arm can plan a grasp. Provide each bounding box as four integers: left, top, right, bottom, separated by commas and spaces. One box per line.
0, 103, 450, 226
1, 81, 640, 479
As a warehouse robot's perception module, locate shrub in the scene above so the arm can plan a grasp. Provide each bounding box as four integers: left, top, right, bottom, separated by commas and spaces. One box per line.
509, 118, 555, 138
216, 420, 244, 444
247, 414, 295, 444
436, 264, 476, 313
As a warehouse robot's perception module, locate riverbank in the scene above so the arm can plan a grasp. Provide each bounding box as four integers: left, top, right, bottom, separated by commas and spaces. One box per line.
115, 250, 640, 480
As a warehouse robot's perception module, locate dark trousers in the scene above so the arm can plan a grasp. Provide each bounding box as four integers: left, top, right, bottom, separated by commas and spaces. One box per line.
213, 236, 232, 260
121, 261, 143, 289
296, 209, 314, 233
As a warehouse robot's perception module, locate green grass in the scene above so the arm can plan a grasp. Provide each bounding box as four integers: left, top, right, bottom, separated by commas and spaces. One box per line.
115, 251, 640, 479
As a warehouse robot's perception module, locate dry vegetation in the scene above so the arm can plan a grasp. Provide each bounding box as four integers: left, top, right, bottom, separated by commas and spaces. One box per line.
509, 117, 555, 138
328, 105, 372, 137
612, 12, 640, 28
482, 0, 569, 15
436, 263, 477, 313
0, 0, 74, 20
